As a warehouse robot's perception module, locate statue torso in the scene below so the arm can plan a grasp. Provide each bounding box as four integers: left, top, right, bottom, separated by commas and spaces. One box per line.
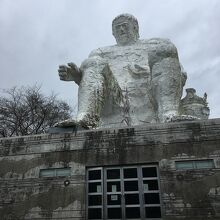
87, 38, 177, 127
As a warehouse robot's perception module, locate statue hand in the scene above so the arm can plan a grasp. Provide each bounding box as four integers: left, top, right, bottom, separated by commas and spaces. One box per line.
58, 62, 82, 85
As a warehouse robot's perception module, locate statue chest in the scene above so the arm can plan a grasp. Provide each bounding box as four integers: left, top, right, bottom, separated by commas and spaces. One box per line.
105, 46, 151, 90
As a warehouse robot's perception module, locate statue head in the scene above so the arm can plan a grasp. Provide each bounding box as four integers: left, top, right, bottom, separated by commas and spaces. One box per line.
186, 88, 196, 98
112, 14, 139, 46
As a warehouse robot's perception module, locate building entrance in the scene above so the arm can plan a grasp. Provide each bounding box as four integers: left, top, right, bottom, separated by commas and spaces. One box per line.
87, 165, 161, 219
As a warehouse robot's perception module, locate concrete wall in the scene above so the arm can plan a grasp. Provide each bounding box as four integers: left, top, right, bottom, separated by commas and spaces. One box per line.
0, 119, 220, 219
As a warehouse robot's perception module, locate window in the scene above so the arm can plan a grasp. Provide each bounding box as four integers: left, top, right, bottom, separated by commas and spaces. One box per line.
40, 167, 71, 177
176, 159, 214, 170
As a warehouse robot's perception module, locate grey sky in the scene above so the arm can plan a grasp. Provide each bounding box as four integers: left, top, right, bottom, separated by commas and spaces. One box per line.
0, 0, 219, 117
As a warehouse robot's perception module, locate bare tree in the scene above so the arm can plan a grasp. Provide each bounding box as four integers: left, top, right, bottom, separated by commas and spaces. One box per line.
0, 86, 72, 137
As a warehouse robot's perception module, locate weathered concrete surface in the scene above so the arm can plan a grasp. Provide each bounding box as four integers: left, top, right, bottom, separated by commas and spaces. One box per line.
0, 118, 220, 219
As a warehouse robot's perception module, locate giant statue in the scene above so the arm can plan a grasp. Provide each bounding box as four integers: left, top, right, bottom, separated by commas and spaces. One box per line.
57, 14, 209, 129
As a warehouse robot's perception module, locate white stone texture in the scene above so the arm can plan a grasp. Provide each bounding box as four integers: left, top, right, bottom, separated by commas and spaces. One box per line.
58, 14, 209, 128
76, 38, 185, 128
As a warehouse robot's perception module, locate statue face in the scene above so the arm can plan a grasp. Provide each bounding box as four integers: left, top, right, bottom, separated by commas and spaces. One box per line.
113, 21, 138, 45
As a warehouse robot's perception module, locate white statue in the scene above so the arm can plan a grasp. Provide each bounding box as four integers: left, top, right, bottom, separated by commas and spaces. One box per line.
58, 14, 208, 129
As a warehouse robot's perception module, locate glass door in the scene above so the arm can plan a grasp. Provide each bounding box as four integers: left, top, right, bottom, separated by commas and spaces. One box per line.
141, 166, 161, 218
87, 165, 161, 220
105, 168, 122, 219
87, 168, 103, 220
123, 167, 141, 219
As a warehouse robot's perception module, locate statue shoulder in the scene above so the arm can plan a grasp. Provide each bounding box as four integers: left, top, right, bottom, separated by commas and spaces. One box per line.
142, 38, 178, 65
146, 38, 178, 53
88, 45, 115, 58
80, 46, 112, 70
145, 37, 174, 44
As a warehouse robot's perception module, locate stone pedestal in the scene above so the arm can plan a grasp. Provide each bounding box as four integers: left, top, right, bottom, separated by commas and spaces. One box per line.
0, 119, 220, 219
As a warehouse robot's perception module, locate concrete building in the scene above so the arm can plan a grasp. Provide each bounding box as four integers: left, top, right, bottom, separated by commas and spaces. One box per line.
0, 118, 220, 219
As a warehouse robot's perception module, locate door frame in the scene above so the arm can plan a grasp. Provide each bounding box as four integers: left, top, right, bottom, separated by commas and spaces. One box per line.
86, 164, 162, 220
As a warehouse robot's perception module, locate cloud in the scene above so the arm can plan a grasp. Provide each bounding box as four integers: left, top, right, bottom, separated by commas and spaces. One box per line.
0, 0, 219, 118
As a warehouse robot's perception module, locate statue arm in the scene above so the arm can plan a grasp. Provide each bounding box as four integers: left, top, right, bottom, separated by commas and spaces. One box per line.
58, 48, 103, 85
76, 55, 107, 127
58, 62, 82, 85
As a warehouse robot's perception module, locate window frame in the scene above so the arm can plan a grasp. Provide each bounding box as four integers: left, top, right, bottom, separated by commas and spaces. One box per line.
175, 159, 215, 170
39, 167, 71, 178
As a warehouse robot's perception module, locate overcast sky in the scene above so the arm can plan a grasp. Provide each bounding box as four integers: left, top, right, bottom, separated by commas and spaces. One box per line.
0, 0, 219, 118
